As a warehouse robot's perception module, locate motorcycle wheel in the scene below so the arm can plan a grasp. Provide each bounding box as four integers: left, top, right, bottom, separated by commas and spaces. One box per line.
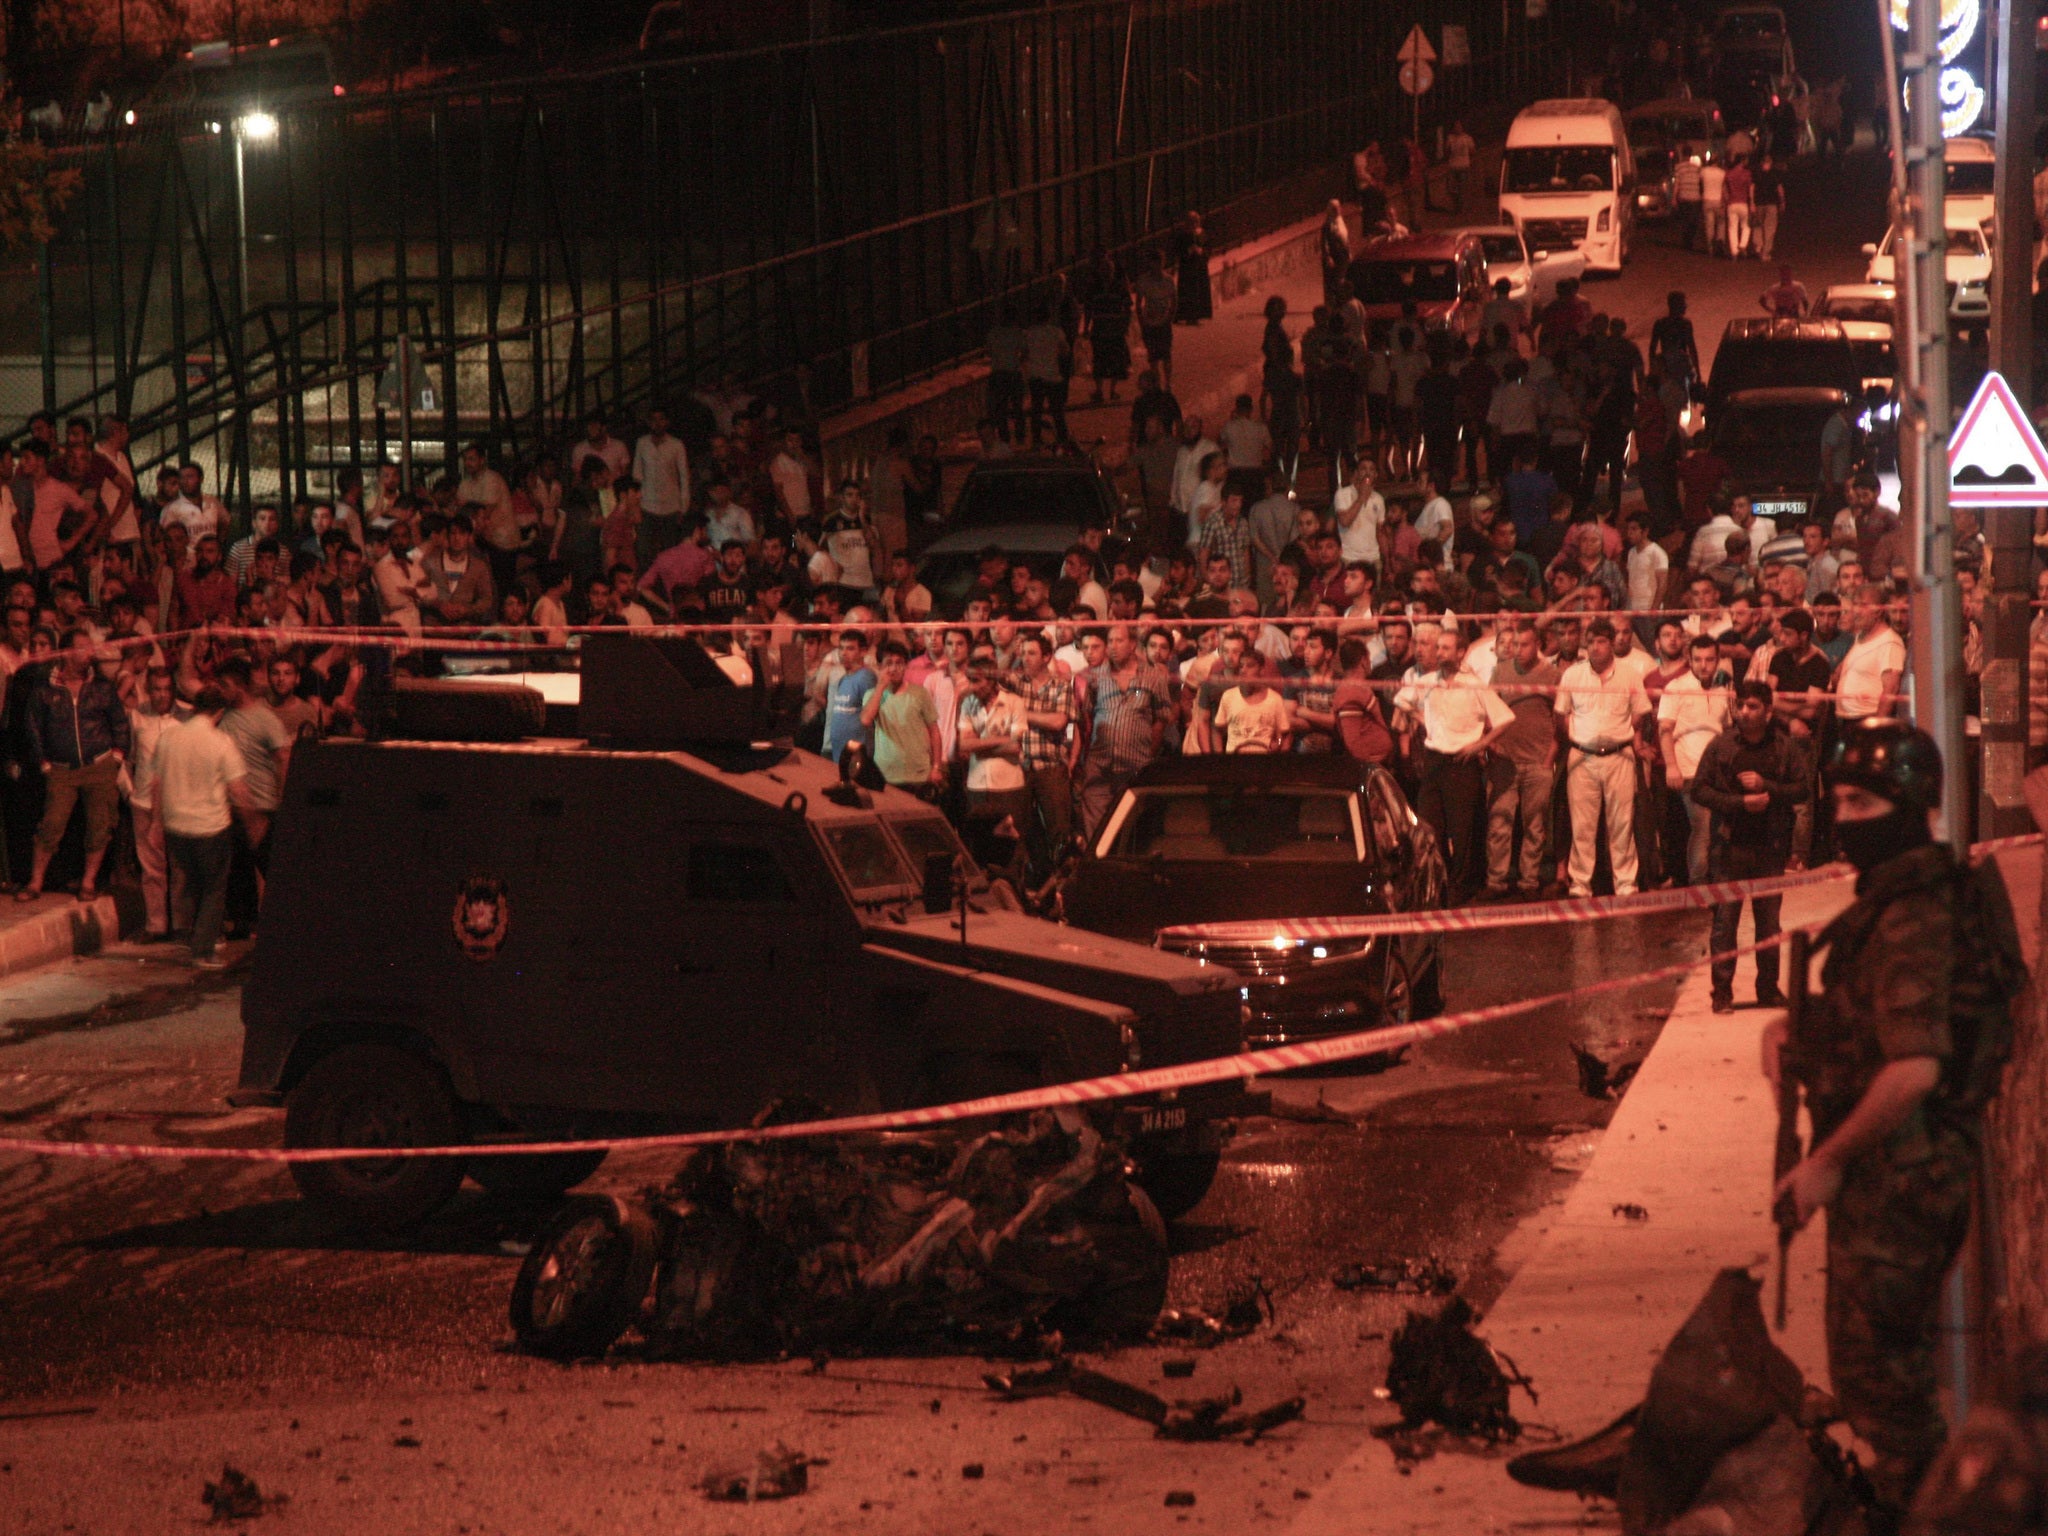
509, 1195, 659, 1360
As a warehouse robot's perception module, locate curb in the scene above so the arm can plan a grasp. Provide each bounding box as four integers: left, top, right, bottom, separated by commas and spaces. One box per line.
0, 893, 129, 981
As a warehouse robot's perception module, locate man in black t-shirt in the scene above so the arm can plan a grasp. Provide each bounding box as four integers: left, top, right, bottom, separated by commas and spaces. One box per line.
1648, 292, 1700, 396
1767, 607, 1832, 867
702, 540, 754, 627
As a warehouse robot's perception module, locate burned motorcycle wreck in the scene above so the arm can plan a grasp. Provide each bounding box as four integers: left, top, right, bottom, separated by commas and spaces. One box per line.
509, 1107, 1171, 1361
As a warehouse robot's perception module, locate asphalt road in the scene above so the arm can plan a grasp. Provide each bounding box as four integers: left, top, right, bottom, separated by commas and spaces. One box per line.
0, 151, 1892, 1534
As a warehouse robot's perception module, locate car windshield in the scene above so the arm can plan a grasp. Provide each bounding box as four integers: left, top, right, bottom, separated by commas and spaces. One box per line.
1109, 787, 1359, 862
885, 815, 975, 884
1713, 403, 1839, 461
822, 820, 916, 895
1503, 146, 1614, 194
1350, 259, 1460, 303
1945, 227, 1988, 258
1712, 339, 1855, 395
1816, 295, 1893, 324
948, 470, 1110, 532
1478, 234, 1525, 264
1947, 161, 1995, 196
1636, 147, 1674, 177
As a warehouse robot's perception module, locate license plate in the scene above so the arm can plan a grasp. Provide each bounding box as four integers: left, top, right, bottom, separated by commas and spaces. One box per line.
1139, 1106, 1187, 1134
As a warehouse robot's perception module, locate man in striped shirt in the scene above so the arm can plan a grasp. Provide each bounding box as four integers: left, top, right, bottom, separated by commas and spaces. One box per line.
1077, 623, 1175, 841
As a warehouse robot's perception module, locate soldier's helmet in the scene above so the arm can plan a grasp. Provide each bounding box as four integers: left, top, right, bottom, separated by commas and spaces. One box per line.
1824, 719, 1943, 813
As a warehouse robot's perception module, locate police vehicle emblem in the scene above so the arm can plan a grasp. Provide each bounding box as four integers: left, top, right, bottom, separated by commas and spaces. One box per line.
453, 875, 511, 960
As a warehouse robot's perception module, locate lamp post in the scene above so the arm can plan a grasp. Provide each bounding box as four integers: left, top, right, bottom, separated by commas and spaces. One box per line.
230, 110, 278, 326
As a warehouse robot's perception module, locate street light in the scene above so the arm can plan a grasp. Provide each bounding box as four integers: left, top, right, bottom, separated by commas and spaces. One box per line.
229, 108, 277, 393
237, 109, 278, 142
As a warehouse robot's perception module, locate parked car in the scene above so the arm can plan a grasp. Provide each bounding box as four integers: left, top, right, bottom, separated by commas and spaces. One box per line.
1453, 224, 1589, 313
1812, 285, 1898, 397
1060, 756, 1447, 1051
915, 456, 1123, 617
1346, 232, 1493, 336
1704, 386, 1854, 528
1944, 136, 1996, 234
1628, 127, 1678, 220
1863, 218, 1992, 337
1704, 318, 1861, 425
1626, 97, 1725, 164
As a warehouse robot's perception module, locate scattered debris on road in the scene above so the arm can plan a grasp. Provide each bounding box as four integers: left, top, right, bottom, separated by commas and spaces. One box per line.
1164, 1490, 1196, 1507
700, 1444, 821, 1502
985, 1360, 1304, 1444
1612, 1203, 1651, 1222
1151, 1277, 1273, 1346
201, 1466, 285, 1522
1381, 1296, 1534, 1443
1571, 1042, 1644, 1100
511, 1107, 1168, 1362
1162, 1358, 1197, 1378
1333, 1257, 1458, 1296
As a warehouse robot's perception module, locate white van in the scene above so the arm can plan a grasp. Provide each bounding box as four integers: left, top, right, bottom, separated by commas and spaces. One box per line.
1498, 99, 1636, 274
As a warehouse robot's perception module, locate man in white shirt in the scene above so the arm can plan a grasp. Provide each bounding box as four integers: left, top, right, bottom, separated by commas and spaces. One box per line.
1415, 475, 1456, 571
1169, 416, 1220, 542
1623, 513, 1669, 635
1218, 394, 1274, 471
956, 658, 1032, 865
567, 412, 632, 482
1395, 624, 1515, 897
177, 463, 230, 544
94, 417, 140, 548
768, 430, 814, 527
632, 407, 692, 557
1833, 585, 1907, 723
150, 687, 259, 967
1554, 617, 1652, 897
1332, 460, 1385, 571
1688, 495, 1744, 573
125, 666, 190, 941
1656, 633, 1731, 883
0, 444, 24, 580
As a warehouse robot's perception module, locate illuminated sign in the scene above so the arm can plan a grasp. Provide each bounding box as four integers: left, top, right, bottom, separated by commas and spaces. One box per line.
1891, 0, 1985, 136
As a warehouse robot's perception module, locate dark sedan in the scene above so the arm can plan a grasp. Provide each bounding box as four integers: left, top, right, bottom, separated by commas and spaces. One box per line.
1060, 755, 1448, 1050
1704, 385, 1853, 531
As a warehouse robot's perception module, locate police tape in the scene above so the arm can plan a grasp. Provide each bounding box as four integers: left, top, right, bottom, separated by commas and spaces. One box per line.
0, 931, 1800, 1166
1156, 833, 2044, 946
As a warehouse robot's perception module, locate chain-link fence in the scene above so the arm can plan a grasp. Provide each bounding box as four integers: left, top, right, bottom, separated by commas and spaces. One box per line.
2, 0, 1575, 517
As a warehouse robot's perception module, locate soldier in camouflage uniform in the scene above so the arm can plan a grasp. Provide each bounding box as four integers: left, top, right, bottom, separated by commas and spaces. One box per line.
1762, 721, 2025, 1525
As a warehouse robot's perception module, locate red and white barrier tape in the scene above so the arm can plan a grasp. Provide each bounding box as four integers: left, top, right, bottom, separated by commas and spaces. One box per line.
1157, 833, 2043, 946
0, 932, 1797, 1166
0, 839, 2030, 1169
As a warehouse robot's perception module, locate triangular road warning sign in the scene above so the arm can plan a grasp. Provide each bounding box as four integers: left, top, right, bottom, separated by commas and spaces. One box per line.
1949, 371, 2048, 506
1398, 24, 1438, 64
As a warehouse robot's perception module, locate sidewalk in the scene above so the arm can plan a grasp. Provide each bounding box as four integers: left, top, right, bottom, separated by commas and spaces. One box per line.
1288, 841, 2044, 1535
0, 886, 131, 982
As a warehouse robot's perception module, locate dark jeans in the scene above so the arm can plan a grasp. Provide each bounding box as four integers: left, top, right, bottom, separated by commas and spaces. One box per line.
1028, 378, 1070, 445
1708, 838, 1786, 1001
1023, 760, 1074, 885
987, 370, 1027, 442
1420, 749, 1486, 897
166, 828, 234, 960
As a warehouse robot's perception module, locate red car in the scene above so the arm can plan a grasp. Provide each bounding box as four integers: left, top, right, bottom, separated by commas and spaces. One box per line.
1344, 232, 1492, 337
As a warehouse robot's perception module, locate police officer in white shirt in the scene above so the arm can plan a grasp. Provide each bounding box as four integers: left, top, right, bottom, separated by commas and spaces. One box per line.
1394, 624, 1515, 897
1553, 616, 1652, 897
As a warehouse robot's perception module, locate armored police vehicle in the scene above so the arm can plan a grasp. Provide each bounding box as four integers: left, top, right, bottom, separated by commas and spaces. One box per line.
232, 637, 1249, 1227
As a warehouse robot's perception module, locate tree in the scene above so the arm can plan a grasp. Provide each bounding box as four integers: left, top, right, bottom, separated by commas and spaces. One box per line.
0, 97, 80, 250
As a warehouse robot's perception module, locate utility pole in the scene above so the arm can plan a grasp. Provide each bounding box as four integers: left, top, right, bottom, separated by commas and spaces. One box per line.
1889, 0, 1972, 1421
1983, 0, 2037, 841
1896, 0, 1968, 845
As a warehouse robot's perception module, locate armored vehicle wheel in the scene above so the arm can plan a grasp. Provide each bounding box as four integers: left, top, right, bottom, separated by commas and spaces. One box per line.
468, 1150, 610, 1202
1134, 1149, 1221, 1221
284, 1043, 467, 1228
509, 1195, 660, 1360
1413, 942, 1445, 1018
1052, 1181, 1172, 1338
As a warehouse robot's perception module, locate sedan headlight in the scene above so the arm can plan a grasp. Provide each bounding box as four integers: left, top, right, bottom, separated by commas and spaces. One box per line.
1596, 207, 1611, 233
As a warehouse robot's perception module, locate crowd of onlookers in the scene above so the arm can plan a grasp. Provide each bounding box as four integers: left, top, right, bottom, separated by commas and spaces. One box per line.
0, 247, 2020, 983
